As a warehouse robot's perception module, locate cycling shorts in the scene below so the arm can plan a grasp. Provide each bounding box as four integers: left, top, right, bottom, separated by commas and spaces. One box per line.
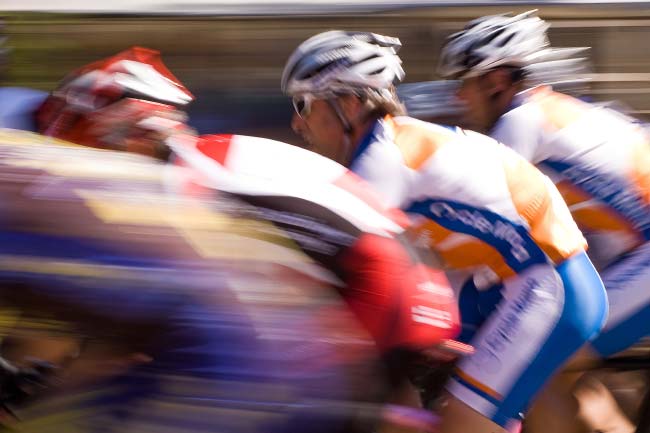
591, 241, 650, 356
448, 252, 607, 427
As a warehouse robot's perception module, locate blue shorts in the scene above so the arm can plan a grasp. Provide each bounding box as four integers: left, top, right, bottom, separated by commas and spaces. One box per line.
591, 241, 650, 357
449, 252, 608, 427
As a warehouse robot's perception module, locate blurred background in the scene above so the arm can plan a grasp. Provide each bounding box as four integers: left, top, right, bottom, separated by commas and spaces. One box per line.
4, 1, 650, 143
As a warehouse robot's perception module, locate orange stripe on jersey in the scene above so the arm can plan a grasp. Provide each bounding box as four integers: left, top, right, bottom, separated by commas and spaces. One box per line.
442, 242, 517, 280
385, 116, 452, 170
555, 180, 590, 207
411, 219, 517, 280
629, 131, 650, 206
573, 207, 643, 241
455, 368, 503, 400
557, 175, 642, 242
502, 150, 586, 263
532, 87, 589, 132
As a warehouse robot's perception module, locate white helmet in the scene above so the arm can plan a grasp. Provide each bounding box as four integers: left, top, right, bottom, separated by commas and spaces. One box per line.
281, 30, 405, 97
438, 10, 550, 79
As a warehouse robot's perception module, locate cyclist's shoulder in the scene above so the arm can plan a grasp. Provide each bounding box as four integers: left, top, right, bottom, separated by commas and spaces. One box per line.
388, 115, 466, 140
496, 89, 548, 132
195, 133, 348, 180
374, 115, 494, 173
174, 133, 408, 231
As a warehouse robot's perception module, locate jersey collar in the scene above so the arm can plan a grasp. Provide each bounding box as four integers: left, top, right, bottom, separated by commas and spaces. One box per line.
349, 115, 392, 167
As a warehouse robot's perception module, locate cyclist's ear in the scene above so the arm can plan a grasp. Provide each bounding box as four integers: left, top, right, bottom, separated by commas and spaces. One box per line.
480, 68, 514, 100
337, 93, 364, 120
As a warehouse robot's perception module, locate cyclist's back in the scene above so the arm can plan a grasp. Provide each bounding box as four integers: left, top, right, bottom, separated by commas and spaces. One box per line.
170, 132, 460, 354
492, 85, 650, 357
493, 86, 650, 265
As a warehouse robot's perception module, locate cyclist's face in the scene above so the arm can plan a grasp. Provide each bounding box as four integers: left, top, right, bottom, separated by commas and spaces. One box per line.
456, 76, 494, 133
291, 98, 349, 164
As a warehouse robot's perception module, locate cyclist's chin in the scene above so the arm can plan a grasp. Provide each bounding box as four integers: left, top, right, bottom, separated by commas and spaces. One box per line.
310, 143, 334, 160
300, 137, 340, 161
300, 138, 314, 150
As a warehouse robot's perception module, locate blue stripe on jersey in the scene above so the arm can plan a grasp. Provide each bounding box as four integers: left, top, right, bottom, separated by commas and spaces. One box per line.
407, 199, 548, 273
0, 230, 175, 268
542, 159, 650, 239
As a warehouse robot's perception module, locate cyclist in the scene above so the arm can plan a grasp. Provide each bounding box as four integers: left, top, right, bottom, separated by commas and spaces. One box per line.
438, 11, 650, 433
35, 46, 195, 159
281, 30, 609, 433
0, 46, 198, 372
28, 48, 463, 410
0, 131, 393, 433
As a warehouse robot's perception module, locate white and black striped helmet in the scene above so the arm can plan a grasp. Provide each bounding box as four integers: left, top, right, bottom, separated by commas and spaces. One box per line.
281, 30, 405, 97
438, 10, 550, 79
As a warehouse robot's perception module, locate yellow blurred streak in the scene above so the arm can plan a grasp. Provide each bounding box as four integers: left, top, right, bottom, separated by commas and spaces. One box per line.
5, 158, 161, 182
76, 189, 231, 229
76, 189, 311, 263
0, 129, 82, 149
0, 255, 132, 279
0, 130, 161, 181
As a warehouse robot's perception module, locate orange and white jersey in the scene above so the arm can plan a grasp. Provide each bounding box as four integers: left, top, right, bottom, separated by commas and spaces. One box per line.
349, 115, 586, 290
491, 86, 650, 267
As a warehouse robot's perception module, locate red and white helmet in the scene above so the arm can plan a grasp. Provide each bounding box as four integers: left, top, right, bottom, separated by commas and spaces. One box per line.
36, 46, 195, 159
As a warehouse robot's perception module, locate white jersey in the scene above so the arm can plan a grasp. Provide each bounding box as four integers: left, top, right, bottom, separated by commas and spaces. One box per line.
349, 114, 585, 290
491, 86, 650, 268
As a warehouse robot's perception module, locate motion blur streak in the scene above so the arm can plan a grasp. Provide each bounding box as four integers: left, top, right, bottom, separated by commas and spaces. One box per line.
0, 129, 386, 433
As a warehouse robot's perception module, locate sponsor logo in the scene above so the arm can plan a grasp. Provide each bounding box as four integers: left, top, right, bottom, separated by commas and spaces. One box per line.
411, 305, 453, 328
555, 162, 650, 232
482, 277, 540, 355
429, 202, 531, 263
418, 280, 454, 298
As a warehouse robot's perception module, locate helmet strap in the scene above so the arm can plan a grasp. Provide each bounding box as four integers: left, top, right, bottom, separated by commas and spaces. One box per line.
327, 98, 356, 165
327, 98, 353, 135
